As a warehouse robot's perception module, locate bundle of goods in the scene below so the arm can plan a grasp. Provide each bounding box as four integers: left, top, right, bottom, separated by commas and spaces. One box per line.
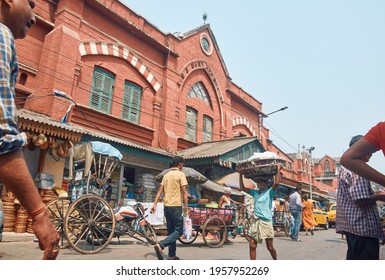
26, 217, 34, 234
40, 189, 56, 204
1, 186, 16, 232
135, 173, 158, 202
34, 173, 55, 190
14, 207, 28, 233
189, 207, 234, 225
53, 186, 68, 198
236, 151, 285, 180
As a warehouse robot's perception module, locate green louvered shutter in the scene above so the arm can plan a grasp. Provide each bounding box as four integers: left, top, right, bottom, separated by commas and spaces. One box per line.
122, 82, 141, 124
90, 67, 114, 113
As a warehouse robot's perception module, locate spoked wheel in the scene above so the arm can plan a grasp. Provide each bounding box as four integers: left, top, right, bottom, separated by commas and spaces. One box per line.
202, 216, 227, 248
139, 221, 157, 245
64, 194, 115, 254
284, 217, 291, 237
178, 228, 199, 244
46, 198, 70, 249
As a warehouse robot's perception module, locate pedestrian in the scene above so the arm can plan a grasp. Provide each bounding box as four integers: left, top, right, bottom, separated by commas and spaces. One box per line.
340, 122, 385, 187
104, 178, 113, 203
0, 0, 59, 259
283, 195, 295, 234
337, 135, 385, 259
151, 156, 189, 260
289, 185, 304, 242
237, 164, 283, 260
301, 194, 316, 236
218, 187, 243, 208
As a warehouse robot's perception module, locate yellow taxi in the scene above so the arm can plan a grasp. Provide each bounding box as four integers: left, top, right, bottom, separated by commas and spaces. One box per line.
327, 204, 336, 227
309, 199, 329, 230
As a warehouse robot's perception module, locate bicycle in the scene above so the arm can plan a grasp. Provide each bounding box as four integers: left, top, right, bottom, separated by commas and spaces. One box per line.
226, 204, 252, 242
273, 210, 292, 237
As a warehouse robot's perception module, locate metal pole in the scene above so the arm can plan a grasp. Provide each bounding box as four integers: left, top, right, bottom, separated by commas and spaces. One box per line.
259, 114, 263, 141
307, 147, 315, 199
309, 159, 312, 200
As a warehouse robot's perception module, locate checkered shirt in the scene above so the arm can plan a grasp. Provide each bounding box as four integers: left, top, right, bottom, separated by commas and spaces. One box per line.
0, 23, 26, 154
336, 166, 384, 240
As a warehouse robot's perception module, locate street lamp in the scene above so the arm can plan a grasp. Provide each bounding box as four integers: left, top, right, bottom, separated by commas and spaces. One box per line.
307, 146, 315, 199
258, 106, 288, 140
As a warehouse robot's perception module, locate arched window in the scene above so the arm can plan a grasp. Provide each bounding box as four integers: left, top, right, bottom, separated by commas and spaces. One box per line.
188, 82, 211, 107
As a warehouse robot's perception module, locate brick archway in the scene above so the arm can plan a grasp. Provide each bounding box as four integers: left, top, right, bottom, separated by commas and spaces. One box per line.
232, 116, 256, 136
79, 41, 161, 93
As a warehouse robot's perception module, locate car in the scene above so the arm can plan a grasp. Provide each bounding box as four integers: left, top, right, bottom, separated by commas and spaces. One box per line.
327, 204, 336, 228
309, 199, 329, 230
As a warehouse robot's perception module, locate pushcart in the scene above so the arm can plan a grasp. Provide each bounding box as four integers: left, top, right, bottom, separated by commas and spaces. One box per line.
178, 205, 247, 248
46, 141, 122, 254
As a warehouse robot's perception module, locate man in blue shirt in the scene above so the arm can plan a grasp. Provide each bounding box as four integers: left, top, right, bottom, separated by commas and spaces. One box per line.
238, 164, 282, 260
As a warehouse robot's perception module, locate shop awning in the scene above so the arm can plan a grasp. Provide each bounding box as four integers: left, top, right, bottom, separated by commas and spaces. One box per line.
178, 137, 265, 167
199, 180, 243, 196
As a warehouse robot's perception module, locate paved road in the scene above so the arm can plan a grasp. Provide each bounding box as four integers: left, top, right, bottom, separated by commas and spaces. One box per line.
0, 227, 352, 260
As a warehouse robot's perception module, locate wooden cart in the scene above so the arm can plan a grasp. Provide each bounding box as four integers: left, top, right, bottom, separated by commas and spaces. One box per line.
46, 141, 122, 254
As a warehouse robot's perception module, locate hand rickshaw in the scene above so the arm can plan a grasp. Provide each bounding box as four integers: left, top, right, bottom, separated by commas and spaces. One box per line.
46, 141, 122, 254
179, 204, 251, 248
156, 167, 239, 248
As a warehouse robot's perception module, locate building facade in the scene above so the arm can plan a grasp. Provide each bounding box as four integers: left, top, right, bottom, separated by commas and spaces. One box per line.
11, 0, 336, 208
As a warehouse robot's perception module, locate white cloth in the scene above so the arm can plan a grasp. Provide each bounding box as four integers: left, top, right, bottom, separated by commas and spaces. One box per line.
143, 202, 165, 225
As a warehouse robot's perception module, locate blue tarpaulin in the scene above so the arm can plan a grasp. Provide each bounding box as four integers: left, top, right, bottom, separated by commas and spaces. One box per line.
90, 141, 123, 160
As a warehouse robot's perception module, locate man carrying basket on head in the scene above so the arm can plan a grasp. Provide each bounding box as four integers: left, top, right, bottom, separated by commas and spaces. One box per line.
236, 164, 283, 260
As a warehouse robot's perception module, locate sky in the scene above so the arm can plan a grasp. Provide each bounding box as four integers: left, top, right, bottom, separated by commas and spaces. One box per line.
122, 0, 385, 173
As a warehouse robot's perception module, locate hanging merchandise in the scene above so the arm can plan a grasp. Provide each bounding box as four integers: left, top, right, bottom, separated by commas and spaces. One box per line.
135, 173, 158, 202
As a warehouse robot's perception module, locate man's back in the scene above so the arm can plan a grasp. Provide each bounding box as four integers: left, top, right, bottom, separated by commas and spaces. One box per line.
162, 168, 187, 206
289, 192, 301, 210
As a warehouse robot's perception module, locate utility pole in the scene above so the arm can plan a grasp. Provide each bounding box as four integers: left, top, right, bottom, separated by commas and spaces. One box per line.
307, 146, 315, 199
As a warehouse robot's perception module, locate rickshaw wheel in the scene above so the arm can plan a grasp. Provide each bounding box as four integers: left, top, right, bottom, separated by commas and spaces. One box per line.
178, 228, 199, 244
46, 197, 70, 249
202, 216, 227, 248
140, 221, 158, 245
283, 217, 291, 237
64, 194, 115, 254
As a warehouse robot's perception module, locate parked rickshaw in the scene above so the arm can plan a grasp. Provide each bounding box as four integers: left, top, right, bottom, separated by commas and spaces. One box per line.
46, 141, 121, 254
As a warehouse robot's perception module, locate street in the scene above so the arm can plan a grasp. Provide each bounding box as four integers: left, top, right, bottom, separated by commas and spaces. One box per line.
0, 227, 351, 260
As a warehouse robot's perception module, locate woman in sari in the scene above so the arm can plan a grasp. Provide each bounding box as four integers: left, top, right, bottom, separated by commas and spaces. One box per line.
302, 195, 317, 235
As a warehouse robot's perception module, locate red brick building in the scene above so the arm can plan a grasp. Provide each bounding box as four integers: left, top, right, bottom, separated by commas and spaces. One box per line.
13, 0, 334, 205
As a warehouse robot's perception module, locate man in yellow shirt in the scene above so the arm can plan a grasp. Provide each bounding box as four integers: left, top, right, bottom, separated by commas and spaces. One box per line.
151, 156, 188, 260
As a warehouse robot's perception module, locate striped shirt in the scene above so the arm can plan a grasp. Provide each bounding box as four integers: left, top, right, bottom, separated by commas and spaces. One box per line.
336, 166, 384, 240
0, 23, 26, 154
